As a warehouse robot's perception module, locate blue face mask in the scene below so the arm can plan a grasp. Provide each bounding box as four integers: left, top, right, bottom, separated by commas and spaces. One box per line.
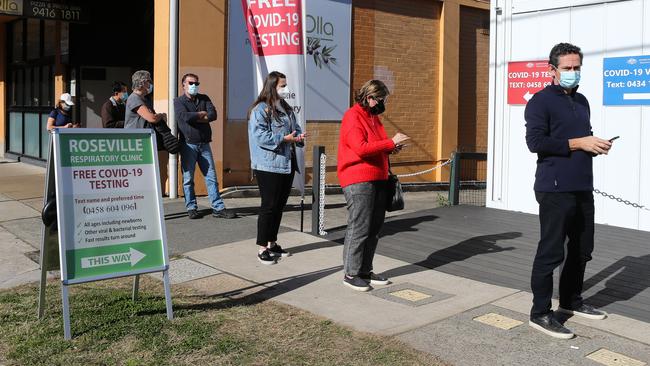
121, 92, 129, 101
188, 84, 199, 96
147, 83, 153, 95
558, 70, 580, 89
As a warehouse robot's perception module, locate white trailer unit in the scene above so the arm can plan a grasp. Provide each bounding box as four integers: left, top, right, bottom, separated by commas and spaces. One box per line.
487, 0, 650, 231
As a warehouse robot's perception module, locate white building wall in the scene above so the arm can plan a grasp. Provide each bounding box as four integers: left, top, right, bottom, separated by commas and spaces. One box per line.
487, 0, 650, 231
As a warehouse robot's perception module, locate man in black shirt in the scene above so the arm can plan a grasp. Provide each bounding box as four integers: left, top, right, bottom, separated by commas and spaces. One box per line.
175, 73, 236, 220
525, 43, 613, 339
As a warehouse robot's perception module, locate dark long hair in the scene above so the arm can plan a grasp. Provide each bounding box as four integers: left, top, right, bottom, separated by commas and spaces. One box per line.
247, 71, 292, 121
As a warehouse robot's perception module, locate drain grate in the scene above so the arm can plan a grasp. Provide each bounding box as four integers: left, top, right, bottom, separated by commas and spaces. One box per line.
473, 313, 523, 330
371, 283, 453, 307
586, 349, 646, 366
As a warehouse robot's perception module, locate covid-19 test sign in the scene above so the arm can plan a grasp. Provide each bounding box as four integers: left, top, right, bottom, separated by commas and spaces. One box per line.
603, 55, 650, 105
53, 129, 168, 284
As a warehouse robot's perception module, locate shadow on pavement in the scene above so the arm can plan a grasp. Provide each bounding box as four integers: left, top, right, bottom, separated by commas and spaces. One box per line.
137, 266, 343, 316
582, 254, 650, 309
382, 232, 521, 279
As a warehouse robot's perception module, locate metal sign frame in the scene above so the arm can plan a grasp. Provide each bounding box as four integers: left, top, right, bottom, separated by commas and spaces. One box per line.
39, 128, 173, 340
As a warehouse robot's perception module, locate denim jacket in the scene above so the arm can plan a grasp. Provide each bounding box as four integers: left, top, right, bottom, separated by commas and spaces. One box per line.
248, 102, 304, 174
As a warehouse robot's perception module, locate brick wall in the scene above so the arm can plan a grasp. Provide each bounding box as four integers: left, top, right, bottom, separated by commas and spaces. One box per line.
457, 6, 489, 181
349, 0, 442, 183
457, 5, 489, 154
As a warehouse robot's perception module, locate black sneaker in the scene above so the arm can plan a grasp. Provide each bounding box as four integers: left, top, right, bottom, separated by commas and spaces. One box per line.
557, 304, 607, 320
343, 275, 371, 292
268, 244, 291, 257
258, 249, 276, 265
188, 209, 200, 219
213, 209, 237, 219
359, 272, 390, 285
529, 313, 574, 339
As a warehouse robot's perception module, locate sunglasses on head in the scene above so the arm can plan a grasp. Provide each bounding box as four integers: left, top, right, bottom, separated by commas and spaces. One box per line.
188, 81, 200, 86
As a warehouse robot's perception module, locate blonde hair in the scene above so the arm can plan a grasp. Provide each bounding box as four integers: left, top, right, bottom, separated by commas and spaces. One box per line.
354, 80, 390, 108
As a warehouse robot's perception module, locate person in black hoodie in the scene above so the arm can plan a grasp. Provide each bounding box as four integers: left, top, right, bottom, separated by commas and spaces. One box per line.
174, 73, 237, 220
525, 43, 613, 339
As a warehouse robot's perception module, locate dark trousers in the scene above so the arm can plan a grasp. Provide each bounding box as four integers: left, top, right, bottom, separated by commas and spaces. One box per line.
254, 169, 294, 246
531, 191, 595, 318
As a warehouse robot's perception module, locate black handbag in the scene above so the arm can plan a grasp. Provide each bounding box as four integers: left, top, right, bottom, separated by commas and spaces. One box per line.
150, 120, 180, 154
386, 167, 404, 212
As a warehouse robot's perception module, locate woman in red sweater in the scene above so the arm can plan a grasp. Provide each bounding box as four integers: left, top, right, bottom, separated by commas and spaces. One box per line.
337, 80, 410, 291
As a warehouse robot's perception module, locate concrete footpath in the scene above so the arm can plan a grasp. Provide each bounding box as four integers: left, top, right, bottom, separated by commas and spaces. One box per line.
1, 160, 649, 366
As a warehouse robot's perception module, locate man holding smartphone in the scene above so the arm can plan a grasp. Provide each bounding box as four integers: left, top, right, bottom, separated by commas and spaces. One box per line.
525, 43, 613, 339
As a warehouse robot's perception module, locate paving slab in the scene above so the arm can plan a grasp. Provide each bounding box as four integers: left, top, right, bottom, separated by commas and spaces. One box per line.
0, 227, 40, 289
0, 201, 40, 222
0, 217, 43, 249
398, 304, 650, 366
492, 291, 650, 346
147, 258, 222, 284
20, 198, 44, 212
186, 231, 519, 335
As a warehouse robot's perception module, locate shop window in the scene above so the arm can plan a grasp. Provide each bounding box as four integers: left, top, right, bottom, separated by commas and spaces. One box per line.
27, 19, 41, 61
9, 113, 23, 154
44, 21, 57, 57
11, 21, 23, 63
24, 67, 32, 105
14, 69, 24, 106
60, 22, 69, 55
24, 113, 41, 157
40, 65, 53, 107
41, 115, 50, 159
10, 71, 17, 105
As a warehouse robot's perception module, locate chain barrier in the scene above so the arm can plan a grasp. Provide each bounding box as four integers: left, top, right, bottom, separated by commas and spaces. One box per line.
593, 189, 650, 211
318, 153, 328, 235
396, 159, 452, 178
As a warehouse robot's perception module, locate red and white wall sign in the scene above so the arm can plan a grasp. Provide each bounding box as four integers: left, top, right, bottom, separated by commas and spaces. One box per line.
507, 61, 553, 104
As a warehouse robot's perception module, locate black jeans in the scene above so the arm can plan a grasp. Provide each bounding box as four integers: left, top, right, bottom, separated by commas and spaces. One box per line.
531, 191, 595, 318
254, 169, 294, 246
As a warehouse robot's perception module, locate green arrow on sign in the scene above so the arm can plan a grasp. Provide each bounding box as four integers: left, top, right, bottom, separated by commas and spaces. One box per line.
80, 248, 146, 269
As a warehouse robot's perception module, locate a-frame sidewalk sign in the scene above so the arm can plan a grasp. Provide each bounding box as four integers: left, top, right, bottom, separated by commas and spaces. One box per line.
38, 128, 173, 340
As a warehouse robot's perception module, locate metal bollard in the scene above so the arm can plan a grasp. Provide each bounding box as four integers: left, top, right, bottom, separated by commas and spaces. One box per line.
312, 145, 325, 235
449, 152, 461, 205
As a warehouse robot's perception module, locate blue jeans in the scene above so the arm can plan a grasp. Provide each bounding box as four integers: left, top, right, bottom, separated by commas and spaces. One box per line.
180, 141, 225, 212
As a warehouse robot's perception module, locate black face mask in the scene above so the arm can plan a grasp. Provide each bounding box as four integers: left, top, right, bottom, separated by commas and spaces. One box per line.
369, 100, 385, 115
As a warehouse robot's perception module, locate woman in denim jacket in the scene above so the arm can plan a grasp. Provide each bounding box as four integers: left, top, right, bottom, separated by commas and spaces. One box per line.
248, 71, 306, 264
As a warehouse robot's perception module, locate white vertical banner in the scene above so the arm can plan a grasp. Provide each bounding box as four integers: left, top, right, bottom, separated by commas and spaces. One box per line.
241, 0, 307, 194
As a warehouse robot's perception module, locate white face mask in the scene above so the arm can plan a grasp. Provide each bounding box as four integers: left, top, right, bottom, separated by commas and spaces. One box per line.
277, 86, 290, 99
62, 104, 71, 111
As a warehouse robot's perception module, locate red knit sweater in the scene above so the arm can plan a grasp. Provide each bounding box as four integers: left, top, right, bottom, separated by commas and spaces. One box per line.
337, 103, 396, 187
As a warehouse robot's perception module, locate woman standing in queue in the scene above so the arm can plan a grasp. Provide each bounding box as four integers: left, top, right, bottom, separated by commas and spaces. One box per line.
248, 71, 306, 265
337, 79, 410, 291
46, 93, 79, 130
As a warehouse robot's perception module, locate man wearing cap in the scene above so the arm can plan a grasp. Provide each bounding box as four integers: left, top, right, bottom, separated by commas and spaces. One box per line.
47, 93, 79, 130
